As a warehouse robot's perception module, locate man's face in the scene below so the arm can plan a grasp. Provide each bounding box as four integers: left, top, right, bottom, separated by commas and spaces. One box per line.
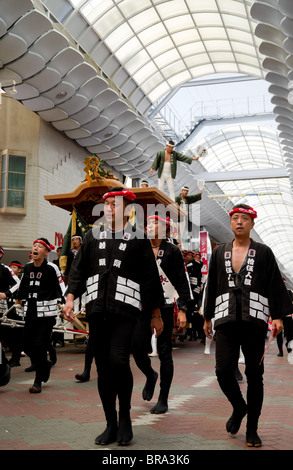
147, 218, 166, 239
104, 196, 125, 227
72, 237, 81, 248
230, 212, 254, 236
31, 242, 48, 263
166, 145, 173, 153
185, 253, 193, 262
10, 265, 21, 276
181, 189, 189, 198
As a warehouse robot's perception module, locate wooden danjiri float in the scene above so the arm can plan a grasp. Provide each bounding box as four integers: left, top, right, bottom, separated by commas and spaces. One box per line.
44, 156, 186, 343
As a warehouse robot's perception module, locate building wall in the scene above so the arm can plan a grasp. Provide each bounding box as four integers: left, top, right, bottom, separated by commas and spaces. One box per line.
0, 95, 116, 266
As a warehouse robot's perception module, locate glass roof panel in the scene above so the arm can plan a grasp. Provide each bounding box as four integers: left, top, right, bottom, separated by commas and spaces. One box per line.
186, 0, 218, 11
132, 61, 157, 83
193, 13, 224, 27
128, 8, 160, 31
164, 15, 195, 31
222, 15, 250, 30
124, 49, 150, 74
155, 1, 189, 18
200, 28, 228, 40
80, 0, 112, 21
137, 23, 166, 44
72, 0, 260, 103
118, 0, 152, 17
146, 37, 175, 57
106, 23, 134, 51
153, 49, 181, 68
92, 8, 124, 36
168, 71, 192, 88
115, 36, 142, 62
172, 29, 201, 45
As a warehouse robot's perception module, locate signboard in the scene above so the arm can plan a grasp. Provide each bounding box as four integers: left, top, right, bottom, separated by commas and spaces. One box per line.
199, 231, 208, 275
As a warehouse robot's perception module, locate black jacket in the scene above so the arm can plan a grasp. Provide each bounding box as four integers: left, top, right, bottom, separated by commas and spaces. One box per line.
67, 223, 164, 320
203, 239, 293, 330
17, 260, 65, 319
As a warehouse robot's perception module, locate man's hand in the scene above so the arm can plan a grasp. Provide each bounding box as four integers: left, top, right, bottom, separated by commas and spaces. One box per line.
151, 316, 163, 337
203, 319, 213, 339
63, 294, 75, 323
272, 319, 283, 336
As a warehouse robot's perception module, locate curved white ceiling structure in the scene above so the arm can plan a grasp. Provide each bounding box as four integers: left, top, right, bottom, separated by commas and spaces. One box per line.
251, 0, 293, 190
1, 0, 293, 284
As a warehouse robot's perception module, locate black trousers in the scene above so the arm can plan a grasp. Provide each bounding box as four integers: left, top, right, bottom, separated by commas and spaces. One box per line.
89, 313, 137, 421
215, 322, 266, 430
132, 305, 174, 403
277, 316, 293, 353
0, 345, 8, 372
0, 345, 10, 387
23, 316, 55, 384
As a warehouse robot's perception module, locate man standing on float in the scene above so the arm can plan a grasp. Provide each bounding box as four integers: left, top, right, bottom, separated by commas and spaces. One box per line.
150, 140, 200, 200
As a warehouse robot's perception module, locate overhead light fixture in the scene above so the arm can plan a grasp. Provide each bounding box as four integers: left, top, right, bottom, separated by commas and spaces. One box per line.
56, 91, 67, 99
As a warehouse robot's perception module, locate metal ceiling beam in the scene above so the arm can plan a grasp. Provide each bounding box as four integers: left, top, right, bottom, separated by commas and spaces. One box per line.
195, 167, 288, 183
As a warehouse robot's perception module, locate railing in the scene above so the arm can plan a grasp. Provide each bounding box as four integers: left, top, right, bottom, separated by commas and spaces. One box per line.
151, 94, 274, 140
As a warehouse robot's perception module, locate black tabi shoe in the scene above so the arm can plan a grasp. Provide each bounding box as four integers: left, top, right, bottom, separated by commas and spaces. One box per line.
95, 423, 118, 445
142, 370, 158, 401
246, 429, 262, 447
75, 372, 90, 382
226, 403, 247, 435
150, 400, 168, 414
116, 413, 133, 446
41, 360, 52, 383
0, 363, 11, 387
29, 382, 42, 393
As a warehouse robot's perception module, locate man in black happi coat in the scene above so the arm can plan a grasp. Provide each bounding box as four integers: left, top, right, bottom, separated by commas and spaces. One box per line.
63, 187, 164, 446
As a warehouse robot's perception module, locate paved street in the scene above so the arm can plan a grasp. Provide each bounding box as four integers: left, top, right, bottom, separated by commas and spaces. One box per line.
1, 336, 292, 453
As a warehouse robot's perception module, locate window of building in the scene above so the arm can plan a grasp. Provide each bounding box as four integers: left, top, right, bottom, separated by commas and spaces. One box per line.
0, 151, 27, 213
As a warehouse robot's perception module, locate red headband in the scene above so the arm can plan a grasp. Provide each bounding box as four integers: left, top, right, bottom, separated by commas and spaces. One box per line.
0, 248, 4, 255
33, 239, 55, 252
147, 215, 170, 226
102, 189, 136, 201
229, 207, 257, 219
9, 262, 22, 268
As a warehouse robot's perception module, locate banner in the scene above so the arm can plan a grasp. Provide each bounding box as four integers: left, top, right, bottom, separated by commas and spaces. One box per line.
59, 207, 89, 273
199, 231, 208, 276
